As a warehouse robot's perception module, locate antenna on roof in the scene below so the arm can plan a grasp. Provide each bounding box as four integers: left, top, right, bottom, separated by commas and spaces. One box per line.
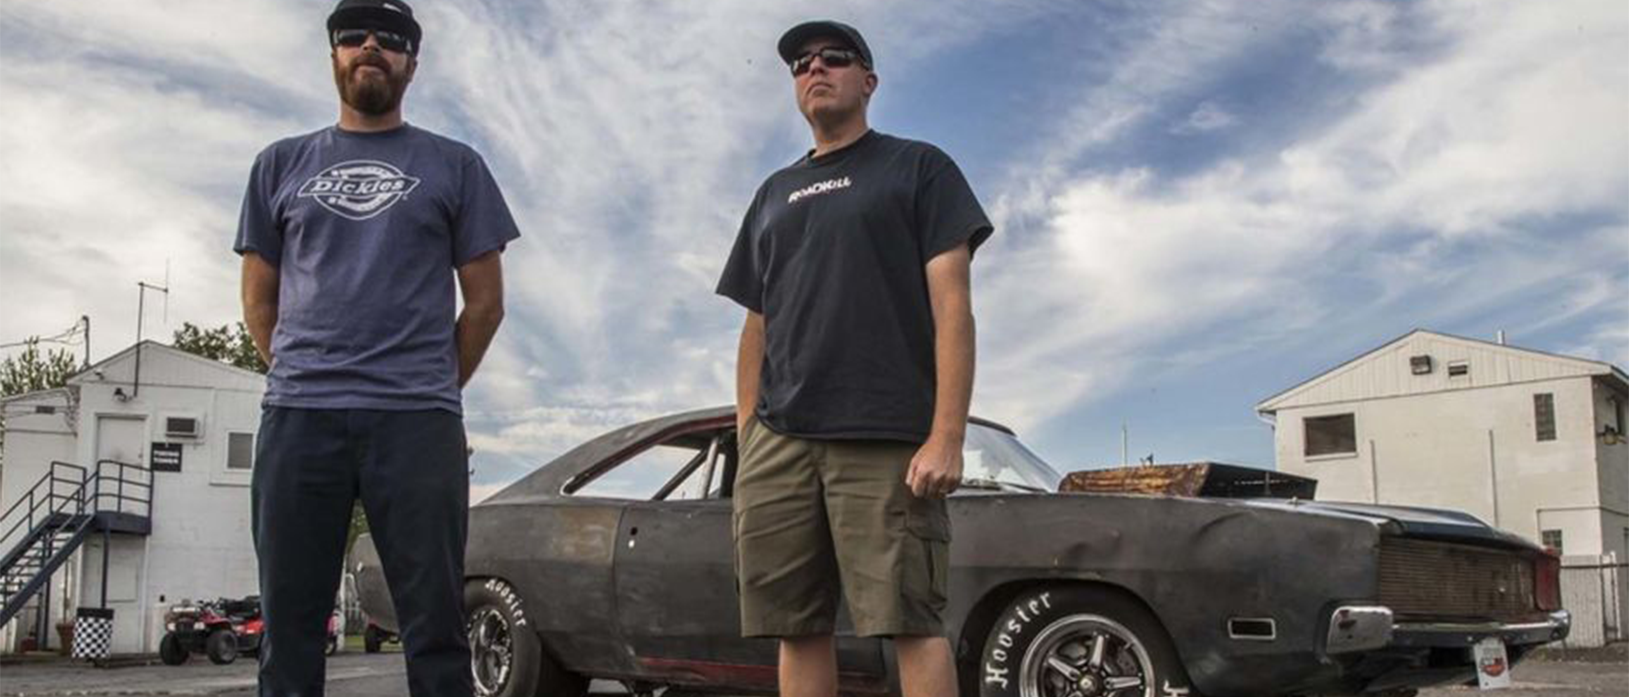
129, 276, 171, 402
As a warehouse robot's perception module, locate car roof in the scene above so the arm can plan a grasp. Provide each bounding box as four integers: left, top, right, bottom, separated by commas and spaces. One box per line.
481, 406, 1015, 504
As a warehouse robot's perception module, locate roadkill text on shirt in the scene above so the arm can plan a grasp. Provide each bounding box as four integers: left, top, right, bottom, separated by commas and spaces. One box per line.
787, 176, 852, 204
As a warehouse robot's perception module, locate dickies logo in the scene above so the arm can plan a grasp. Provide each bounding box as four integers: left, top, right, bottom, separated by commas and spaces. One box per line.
297, 160, 421, 221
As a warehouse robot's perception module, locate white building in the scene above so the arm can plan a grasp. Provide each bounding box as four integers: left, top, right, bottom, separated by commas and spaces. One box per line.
1257, 329, 1627, 645
0, 341, 264, 655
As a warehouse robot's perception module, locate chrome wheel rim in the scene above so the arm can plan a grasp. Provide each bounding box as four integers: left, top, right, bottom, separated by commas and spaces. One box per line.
468, 607, 513, 697
1018, 614, 1155, 697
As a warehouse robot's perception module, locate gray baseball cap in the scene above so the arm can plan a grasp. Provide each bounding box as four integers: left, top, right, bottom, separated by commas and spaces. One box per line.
777, 20, 872, 69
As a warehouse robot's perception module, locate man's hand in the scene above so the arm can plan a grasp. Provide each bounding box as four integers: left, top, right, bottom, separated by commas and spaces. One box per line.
906, 434, 964, 498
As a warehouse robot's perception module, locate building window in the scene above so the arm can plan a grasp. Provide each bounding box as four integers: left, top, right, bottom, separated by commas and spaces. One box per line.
1447, 360, 1469, 377
1304, 414, 1357, 457
227, 432, 255, 470
1534, 393, 1556, 442
1409, 355, 1433, 375
1541, 529, 1564, 554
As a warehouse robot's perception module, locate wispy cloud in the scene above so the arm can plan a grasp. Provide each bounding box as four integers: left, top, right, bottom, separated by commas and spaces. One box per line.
1, 0, 1622, 490
972, 0, 1627, 440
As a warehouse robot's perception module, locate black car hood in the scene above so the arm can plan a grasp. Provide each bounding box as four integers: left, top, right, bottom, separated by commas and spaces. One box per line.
1237, 498, 1539, 550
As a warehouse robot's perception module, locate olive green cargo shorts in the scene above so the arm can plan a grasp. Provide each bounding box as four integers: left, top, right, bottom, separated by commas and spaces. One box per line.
733, 415, 951, 638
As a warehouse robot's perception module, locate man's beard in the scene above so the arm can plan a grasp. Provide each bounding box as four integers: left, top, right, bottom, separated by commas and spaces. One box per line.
333, 54, 408, 115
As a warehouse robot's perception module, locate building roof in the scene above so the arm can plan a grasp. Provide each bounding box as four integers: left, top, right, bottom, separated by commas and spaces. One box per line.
0, 386, 72, 406
1257, 329, 1627, 415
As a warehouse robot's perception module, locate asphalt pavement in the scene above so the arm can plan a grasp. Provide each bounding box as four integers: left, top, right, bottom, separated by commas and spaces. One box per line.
0, 651, 1623, 696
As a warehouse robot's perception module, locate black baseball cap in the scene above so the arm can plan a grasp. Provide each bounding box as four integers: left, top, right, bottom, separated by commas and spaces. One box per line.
327, 0, 422, 52
777, 20, 872, 70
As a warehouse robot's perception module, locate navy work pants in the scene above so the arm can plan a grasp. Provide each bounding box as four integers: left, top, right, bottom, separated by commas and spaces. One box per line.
252, 407, 471, 697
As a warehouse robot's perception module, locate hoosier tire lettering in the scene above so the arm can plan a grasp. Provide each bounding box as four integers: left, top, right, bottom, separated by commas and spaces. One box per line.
977, 586, 1194, 697
464, 578, 587, 697
485, 577, 529, 628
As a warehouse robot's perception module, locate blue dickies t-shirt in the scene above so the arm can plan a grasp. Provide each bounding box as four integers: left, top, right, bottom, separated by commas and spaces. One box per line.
233, 124, 519, 414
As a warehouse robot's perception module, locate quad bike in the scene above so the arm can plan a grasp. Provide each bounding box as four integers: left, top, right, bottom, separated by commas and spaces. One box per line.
160, 596, 339, 665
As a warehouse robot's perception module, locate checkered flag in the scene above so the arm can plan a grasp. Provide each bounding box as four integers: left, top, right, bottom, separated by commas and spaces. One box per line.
71, 608, 114, 661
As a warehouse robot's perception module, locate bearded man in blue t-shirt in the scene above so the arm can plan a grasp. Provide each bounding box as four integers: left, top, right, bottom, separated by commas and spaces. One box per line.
233, 2, 518, 695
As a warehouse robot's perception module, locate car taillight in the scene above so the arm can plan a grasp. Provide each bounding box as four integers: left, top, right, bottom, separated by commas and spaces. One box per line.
1534, 551, 1561, 611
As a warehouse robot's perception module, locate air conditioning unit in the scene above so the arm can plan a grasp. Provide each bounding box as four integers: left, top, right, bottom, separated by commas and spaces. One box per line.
164, 415, 203, 440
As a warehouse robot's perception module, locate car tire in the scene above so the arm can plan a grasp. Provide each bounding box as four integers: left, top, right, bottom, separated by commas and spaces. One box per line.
206, 629, 239, 665
160, 633, 189, 665
465, 578, 587, 697
364, 625, 383, 653
977, 586, 1194, 697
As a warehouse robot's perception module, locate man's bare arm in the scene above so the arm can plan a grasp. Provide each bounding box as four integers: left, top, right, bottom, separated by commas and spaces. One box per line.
455, 250, 506, 388
906, 243, 975, 498
736, 311, 765, 434
241, 253, 279, 366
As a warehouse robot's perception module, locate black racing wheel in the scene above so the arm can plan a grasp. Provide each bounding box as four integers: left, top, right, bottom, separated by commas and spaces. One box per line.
977, 586, 1195, 697
464, 578, 587, 697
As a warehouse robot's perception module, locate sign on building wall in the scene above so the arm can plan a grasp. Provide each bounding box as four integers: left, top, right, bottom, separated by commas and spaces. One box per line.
150, 442, 182, 472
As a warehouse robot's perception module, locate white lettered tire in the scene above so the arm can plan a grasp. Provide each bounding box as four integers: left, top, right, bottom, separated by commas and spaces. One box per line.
464, 578, 586, 697
978, 586, 1195, 697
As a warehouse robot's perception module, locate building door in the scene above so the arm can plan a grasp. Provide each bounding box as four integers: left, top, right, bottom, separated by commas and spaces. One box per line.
84, 415, 148, 653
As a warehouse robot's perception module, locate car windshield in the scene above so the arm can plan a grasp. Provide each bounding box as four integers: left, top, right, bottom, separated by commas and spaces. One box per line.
960, 424, 1062, 493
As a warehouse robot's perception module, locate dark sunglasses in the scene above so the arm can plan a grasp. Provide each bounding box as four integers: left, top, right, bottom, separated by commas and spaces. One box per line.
331, 28, 415, 55
790, 47, 866, 77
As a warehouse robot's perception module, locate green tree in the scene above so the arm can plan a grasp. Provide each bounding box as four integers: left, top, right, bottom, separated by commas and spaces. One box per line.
0, 342, 78, 398
172, 322, 268, 374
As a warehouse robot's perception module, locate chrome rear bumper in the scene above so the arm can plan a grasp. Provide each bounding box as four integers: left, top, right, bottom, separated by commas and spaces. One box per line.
1326, 605, 1570, 654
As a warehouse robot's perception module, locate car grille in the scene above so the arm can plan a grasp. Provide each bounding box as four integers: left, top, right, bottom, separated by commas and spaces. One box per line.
1378, 537, 1537, 621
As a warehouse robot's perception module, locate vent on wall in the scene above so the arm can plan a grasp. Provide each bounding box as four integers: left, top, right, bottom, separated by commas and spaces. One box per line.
1409, 355, 1433, 375
1446, 361, 1469, 377
165, 416, 202, 439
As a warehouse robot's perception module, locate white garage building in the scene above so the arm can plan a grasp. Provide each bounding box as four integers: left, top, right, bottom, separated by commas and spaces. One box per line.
0, 341, 263, 655
1257, 329, 1627, 646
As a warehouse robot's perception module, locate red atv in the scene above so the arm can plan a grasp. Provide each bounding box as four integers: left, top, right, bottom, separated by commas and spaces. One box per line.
161, 596, 339, 665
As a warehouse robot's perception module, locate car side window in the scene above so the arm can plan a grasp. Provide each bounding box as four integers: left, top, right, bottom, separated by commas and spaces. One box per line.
667, 436, 729, 501
571, 443, 706, 500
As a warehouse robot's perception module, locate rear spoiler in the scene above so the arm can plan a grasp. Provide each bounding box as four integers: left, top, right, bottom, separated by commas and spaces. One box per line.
1059, 462, 1317, 499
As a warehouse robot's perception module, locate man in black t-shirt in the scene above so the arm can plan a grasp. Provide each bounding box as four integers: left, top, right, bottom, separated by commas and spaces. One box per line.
716, 20, 992, 697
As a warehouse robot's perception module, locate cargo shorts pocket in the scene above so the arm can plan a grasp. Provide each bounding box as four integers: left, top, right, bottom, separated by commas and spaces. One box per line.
737, 413, 766, 460
905, 497, 951, 608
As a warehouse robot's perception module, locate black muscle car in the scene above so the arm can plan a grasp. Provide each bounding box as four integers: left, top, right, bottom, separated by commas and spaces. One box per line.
353, 407, 1569, 696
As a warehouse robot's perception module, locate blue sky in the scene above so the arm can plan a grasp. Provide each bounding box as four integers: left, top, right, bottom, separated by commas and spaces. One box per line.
1, 0, 1625, 501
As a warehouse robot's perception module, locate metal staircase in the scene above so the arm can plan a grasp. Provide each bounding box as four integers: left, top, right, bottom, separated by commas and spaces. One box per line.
0, 460, 152, 628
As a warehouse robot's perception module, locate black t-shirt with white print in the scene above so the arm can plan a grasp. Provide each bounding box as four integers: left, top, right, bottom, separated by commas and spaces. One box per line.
716, 130, 993, 442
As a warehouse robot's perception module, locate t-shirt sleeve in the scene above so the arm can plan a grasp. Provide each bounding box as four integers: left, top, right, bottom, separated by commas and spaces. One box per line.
232, 147, 283, 265
451, 151, 522, 267
715, 185, 768, 313
914, 146, 994, 263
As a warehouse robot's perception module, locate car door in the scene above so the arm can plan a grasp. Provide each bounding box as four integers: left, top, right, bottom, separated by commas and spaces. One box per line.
611, 427, 888, 691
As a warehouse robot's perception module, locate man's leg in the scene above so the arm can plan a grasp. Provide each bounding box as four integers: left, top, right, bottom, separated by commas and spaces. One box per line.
822, 440, 956, 693
252, 407, 356, 697
779, 634, 838, 697
357, 409, 472, 697
733, 418, 841, 695
895, 635, 957, 697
